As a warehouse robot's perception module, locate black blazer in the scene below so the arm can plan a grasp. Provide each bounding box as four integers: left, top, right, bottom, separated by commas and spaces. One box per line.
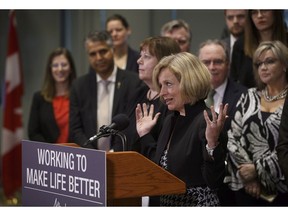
126, 46, 139, 73
277, 94, 288, 187
222, 78, 247, 132
230, 36, 255, 88
28, 91, 60, 143
69, 68, 143, 149
139, 101, 227, 189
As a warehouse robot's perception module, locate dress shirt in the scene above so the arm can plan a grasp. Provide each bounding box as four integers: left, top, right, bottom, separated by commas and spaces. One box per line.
213, 79, 228, 113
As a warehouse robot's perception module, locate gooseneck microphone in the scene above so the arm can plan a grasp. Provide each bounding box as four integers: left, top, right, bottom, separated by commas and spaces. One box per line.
84, 113, 130, 150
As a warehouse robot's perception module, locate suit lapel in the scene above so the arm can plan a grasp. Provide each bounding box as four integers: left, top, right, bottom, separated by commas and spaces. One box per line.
223, 79, 237, 115
112, 69, 123, 115
89, 71, 98, 129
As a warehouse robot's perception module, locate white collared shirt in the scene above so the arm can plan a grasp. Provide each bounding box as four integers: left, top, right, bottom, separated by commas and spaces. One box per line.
229, 34, 237, 60
96, 65, 117, 126
213, 78, 228, 113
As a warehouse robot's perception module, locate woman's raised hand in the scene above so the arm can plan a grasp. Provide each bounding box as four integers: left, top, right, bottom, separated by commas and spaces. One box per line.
136, 103, 161, 137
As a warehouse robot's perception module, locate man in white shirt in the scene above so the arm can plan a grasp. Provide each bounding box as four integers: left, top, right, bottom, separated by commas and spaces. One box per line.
70, 30, 143, 151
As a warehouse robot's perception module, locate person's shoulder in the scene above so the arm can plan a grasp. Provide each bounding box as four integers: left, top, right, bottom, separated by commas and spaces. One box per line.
72, 71, 92, 85
117, 68, 139, 78
128, 46, 139, 55
222, 37, 230, 44
33, 90, 41, 96
247, 87, 259, 94
31, 91, 47, 104
228, 78, 248, 92
241, 87, 258, 99
32, 91, 43, 99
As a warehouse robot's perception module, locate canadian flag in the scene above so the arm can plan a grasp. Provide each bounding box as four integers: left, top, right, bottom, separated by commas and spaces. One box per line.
1, 10, 24, 198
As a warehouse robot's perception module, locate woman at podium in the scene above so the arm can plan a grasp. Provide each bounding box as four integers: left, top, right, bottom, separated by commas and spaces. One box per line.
135, 52, 228, 206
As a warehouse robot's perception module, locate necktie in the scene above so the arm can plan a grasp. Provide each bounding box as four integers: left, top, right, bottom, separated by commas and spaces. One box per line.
205, 89, 216, 108
97, 80, 111, 151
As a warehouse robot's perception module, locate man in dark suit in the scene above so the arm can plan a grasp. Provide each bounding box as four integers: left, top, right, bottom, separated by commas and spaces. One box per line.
69, 30, 143, 151
221, 10, 246, 61
198, 39, 247, 206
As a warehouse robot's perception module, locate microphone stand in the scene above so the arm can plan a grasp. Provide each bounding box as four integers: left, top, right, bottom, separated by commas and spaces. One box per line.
108, 129, 127, 151
85, 128, 127, 151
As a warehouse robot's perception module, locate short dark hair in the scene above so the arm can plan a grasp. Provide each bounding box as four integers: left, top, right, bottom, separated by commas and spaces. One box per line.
85, 30, 113, 48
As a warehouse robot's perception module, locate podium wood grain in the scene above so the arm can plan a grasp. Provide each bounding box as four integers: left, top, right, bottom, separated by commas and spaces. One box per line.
56, 144, 185, 206
106, 151, 185, 206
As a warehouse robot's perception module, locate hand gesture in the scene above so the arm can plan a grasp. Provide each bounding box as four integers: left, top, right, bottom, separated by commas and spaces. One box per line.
136, 103, 161, 137
203, 103, 228, 148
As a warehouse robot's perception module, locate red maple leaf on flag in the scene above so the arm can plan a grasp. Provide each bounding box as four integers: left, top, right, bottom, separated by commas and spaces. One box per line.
1, 10, 24, 198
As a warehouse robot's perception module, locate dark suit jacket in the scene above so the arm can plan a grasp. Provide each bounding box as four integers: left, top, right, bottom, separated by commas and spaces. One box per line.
28, 91, 60, 143
222, 78, 247, 132
222, 37, 231, 59
139, 101, 227, 189
69, 68, 143, 149
230, 36, 255, 88
277, 94, 288, 187
126, 46, 139, 73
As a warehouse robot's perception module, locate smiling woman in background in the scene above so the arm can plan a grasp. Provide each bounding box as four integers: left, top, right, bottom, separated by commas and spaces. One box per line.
28, 47, 77, 144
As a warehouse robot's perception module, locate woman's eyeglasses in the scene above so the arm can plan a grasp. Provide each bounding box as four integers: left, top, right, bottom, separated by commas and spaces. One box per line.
250, 10, 271, 17
254, 58, 277, 69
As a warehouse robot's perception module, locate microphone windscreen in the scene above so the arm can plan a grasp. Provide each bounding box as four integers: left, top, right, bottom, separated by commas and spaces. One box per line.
111, 114, 130, 131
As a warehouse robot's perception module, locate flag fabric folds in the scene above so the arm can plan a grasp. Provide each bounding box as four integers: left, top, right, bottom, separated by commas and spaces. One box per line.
1, 10, 24, 198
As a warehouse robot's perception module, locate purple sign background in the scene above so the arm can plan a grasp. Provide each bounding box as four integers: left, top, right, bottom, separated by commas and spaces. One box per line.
22, 140, 106, 206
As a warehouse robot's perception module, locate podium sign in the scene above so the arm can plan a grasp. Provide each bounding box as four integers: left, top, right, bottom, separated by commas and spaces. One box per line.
22, 140, 106, 206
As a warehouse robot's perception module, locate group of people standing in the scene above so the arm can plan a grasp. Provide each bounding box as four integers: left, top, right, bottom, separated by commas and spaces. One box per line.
28, 10, 288, 206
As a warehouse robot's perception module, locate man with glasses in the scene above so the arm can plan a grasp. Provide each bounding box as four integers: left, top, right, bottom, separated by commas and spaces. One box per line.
198, 39, 247, 206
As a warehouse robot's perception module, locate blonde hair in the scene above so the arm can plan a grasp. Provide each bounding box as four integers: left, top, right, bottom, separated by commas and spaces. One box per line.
152, 52, 211, 105
253, 40, 288, 90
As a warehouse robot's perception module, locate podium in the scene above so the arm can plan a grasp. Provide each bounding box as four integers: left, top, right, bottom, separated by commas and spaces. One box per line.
106, 151, 186, 206
55, 143, 186, 206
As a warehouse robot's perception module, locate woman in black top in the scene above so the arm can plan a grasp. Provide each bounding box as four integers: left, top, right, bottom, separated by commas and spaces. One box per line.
136, 52, 228, 206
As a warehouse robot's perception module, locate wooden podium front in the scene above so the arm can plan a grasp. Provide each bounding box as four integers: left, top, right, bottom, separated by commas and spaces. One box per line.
106, 151, 186, 206
56, 144, 185, 206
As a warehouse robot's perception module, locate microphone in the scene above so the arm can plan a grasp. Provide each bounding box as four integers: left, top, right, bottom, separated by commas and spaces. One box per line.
84, 113, 130, 147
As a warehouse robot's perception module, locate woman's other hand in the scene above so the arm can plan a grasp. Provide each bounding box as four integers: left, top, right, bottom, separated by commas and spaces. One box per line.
204, 103, 229, 148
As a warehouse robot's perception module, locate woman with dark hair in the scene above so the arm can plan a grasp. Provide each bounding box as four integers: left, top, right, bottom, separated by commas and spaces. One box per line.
106, 14, 139, 73
230, 10, 287, 88
28, 47, 77, 143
